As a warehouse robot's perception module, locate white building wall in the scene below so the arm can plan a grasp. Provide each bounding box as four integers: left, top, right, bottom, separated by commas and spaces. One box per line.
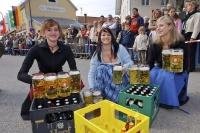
120, 0, 171, 21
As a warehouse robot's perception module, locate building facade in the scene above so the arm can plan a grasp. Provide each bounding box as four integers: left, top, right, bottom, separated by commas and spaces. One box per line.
116, 0, 177, 21
18, 0, 78, 33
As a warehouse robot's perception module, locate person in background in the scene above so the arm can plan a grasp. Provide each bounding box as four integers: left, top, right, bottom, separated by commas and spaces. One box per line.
0, 41, 4, 58
182, 0, 200, 72
147, 15, 189, 108
168, 7, 182, 33
17, 19, 77, 120
117, 22, 135, 61
88, 28, 133, 102
133, 26, 149, 65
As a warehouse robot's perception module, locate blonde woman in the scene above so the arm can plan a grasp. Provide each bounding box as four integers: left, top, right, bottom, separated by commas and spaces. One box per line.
147, 15, 189, 108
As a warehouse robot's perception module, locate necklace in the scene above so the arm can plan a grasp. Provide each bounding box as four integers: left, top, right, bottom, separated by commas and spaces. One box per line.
49, 45, 59, 53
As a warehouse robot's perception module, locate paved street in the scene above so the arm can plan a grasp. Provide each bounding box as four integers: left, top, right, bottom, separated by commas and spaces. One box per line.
0, 55, 200, 133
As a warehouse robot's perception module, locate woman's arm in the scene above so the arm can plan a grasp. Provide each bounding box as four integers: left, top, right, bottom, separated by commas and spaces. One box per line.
17, 46, 36, 84
88, 55, 99, 89
66, 45, 77, 70
118, 45, 133, 68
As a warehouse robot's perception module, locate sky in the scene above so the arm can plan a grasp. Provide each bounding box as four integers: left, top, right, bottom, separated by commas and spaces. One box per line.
0, 0, 115, 17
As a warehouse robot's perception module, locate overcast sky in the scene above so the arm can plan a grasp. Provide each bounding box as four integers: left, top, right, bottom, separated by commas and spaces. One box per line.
0, 0, 115, 18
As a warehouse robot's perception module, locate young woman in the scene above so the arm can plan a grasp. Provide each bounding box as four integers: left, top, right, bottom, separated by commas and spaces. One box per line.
88, 27, 133, 102
147, 15, 189, 108
17, 19, 77, 120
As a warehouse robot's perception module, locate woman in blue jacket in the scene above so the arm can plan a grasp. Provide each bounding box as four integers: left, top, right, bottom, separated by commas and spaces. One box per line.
88, 28, 133, 102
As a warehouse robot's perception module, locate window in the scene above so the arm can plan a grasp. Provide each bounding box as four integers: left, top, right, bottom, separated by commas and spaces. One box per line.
142, 0, 149, 6
49, 0, 56, 2
161, 0, 169, 5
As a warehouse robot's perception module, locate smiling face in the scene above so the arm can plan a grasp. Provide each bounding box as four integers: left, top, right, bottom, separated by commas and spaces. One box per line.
44, 25, 60, 43
156, 20, 172, 38
100, 31, 112, 45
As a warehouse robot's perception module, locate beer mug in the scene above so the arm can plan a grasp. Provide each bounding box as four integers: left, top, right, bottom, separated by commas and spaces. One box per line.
170, 49, 183, 72
57, 72, 71, 97
69, 71, 81, 93
139, 66, 150, 84
129, 65, 140, 84
162, 49, 171, 71
83, 89, 93, 106
113, 65, 123, 84
44, 73, 58, 99
32, 74, 45, 99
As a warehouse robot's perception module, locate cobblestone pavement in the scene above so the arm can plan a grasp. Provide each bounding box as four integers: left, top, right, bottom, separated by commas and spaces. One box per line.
0, 55, 200, 133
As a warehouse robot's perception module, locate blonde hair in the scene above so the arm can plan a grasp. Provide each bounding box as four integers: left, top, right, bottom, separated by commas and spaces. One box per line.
138, 26, 145, 34
40, 19, 63, 37
155, 15, 184, 45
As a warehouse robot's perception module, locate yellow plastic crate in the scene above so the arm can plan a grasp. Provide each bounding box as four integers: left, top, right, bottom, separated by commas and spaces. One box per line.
74, 100, 149, 133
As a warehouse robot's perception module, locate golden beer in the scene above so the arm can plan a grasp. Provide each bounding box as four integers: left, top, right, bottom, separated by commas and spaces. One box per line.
170, 49, 183, 72
162, 49, 171, 71
32, 74, 45, 99
139, 66, 150, 84
83, 89, 93, 106
129, 65, 140, 84
57, 72, 71, 97
44, 73, 58, 99
113, 65, 123, 84
69, 71, 81, 93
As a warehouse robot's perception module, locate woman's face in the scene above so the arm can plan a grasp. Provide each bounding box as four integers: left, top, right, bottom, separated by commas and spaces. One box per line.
185, 2, 195, 13
101, 31, 112, 45
156, 21, 172, 37
169, 9, 176, 17
44, 25, 60, 43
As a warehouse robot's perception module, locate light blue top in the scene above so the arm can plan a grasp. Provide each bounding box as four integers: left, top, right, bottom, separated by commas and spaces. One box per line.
88, 44, 133, 89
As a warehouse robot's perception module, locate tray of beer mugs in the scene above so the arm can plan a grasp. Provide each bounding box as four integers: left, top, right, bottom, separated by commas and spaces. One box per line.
30, 93, 84, 133
32, 71, 81, 100
162, 49, 183, 72
118, 84, 159, 125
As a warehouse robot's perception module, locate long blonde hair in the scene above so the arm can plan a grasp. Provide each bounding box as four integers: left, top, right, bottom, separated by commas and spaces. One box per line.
154, 15, 184, 45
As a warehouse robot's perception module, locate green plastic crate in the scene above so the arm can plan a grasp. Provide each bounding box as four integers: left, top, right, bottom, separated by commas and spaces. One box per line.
118, 84, 159, 126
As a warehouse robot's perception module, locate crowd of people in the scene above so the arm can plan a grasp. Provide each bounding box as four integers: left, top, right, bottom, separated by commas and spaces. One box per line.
0, 0, 198, 120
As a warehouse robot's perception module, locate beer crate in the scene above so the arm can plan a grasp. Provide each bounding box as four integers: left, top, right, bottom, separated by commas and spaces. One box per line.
118, 84, 159, 125
30, 93, 84, 133
74, 100, 149, 133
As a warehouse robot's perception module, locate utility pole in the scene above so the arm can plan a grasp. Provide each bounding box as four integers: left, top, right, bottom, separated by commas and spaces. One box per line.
28, 0, 33, 27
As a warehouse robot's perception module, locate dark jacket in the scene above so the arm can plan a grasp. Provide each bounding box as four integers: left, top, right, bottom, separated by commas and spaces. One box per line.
147, 41, 188, 72
119, 30, 135, 48
17, 40, 77, 84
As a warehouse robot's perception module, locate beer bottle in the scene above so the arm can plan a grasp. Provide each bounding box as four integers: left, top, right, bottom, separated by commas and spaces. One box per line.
134, 99, 143, 108
126, 98, 134, 106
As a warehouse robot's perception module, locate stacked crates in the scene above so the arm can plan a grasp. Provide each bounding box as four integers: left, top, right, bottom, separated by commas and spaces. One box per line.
74, 100, 149, 133
118, 84, 159, 125
30, 93, 84, 133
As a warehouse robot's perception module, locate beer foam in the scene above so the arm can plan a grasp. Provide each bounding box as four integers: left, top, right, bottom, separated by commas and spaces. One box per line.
129, 65, 139, 70
57, 73, 69, 78
44, 76, 57, 81
32, 75, 44, 80
92, 90, 101, 96
139, 66, 149, 71
113, 65, 122, 70
69, 71, 80, 75
171, 49, 183, 55
162, 49, 171, 54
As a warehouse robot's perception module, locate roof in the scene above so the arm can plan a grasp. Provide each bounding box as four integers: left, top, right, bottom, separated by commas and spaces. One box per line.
32, 16, 82, 28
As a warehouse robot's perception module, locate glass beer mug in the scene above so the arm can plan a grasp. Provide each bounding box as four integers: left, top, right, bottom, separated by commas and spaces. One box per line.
44, 73, 58, 99
162, 49, 171, 71
57, 72, 71, 97
113, 65, 123, 84
69, 71, 81, 93
170, 49, 183, 72
129, 65, 140, 84
139, 66, 150, 84
32, 73, 45, 99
